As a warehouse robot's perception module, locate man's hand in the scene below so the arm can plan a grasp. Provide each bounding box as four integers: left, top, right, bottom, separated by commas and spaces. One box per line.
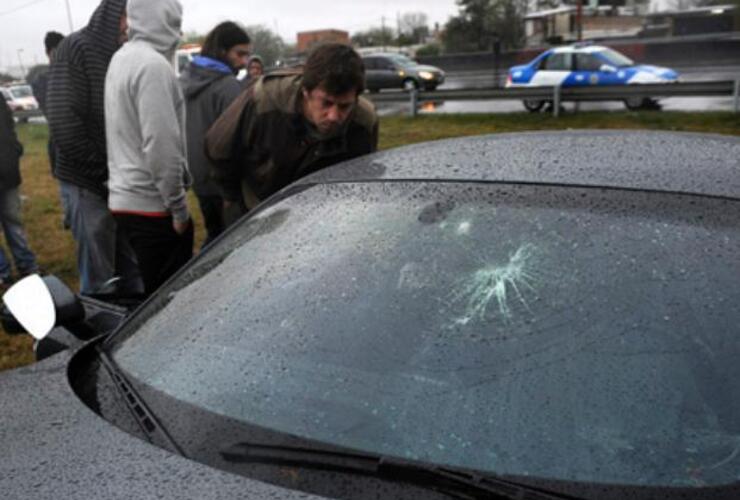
173, 217, 191, 235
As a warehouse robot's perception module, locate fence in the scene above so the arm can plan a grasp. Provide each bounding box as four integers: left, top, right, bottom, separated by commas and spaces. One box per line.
367, 80, 740, 117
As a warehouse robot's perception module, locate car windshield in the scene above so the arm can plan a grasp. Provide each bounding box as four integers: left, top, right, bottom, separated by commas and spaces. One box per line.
9, 85, 32, 98
108, 181, 740, 492
596, 48, 634, 67
389, 54, 417, 67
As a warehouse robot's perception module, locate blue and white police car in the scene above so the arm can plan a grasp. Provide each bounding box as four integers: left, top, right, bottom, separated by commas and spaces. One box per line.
506, 44, 679, 111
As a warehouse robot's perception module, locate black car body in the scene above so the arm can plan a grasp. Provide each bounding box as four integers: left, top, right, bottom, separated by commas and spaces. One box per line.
2, 131, 740, 500
363, 53, 445, 92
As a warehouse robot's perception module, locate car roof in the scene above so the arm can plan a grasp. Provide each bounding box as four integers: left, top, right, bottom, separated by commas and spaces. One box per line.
298, 131, 740, 200
551, 44, 609, 54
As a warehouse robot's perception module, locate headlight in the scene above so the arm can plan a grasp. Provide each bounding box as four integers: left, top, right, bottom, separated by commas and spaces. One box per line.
398, 70, 406, 77
418, 71, 434, 80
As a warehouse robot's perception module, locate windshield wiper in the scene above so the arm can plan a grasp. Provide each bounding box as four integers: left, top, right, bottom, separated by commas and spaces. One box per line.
97, 348, 186, 457
220, 441, 581, 499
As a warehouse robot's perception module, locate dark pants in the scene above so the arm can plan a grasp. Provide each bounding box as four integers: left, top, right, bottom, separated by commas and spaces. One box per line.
197, 194, 225, 248
114, 214, 194, 296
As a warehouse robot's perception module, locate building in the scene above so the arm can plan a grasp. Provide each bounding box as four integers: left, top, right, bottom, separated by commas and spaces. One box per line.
296, 29, 350, 53
641, 4, 738, 37
524, 1, 647, 47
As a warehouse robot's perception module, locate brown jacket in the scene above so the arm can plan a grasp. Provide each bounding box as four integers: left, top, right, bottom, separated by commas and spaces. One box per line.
205, 71, 378, 209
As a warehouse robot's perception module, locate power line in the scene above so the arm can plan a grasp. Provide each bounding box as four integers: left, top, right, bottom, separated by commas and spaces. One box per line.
0, 0, 48, 17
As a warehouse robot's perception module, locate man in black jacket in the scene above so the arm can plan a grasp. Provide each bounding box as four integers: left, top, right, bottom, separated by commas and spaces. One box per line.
180, 21, 250, 246
46, 0, 142, 297
0, 99, 38, 286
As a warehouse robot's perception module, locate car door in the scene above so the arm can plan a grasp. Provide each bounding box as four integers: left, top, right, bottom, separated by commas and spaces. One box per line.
363, 57, 381, 90
529, 52, 573, 87
569, 52, 623, 87
377, 56, 402, 88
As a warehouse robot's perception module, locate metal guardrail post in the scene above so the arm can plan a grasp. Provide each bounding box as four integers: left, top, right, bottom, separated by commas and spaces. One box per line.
410, 89, 418, 117
553, 85, 561, 118
734, 78, 739, 114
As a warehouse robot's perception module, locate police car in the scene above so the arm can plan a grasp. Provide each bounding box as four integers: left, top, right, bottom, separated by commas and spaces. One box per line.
506, 44, 679, 112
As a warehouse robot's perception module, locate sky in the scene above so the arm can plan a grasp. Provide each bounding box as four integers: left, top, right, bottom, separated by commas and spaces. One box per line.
0, 0, 458, 73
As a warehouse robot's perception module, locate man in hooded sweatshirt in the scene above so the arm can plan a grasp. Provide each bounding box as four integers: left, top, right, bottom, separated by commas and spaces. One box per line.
105, 0, 193, 296
179, 21, 250, 247
46, 0, 142, 297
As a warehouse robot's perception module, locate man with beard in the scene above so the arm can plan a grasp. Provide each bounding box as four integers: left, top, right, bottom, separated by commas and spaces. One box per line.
205, 43, 378, 225
179, 21, 250, 246
46, 0, 143, 297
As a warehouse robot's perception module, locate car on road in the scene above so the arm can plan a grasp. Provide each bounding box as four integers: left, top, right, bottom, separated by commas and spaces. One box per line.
2, 130, 740, 499
363, 53, 445, 92
506, 44, 679, 111
1, 83, 42, 122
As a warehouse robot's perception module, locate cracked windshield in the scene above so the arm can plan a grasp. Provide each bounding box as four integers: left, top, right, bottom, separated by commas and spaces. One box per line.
113, 181, 740, 488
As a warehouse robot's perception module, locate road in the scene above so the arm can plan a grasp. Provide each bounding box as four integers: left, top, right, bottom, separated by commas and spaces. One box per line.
374, 65, 740, 116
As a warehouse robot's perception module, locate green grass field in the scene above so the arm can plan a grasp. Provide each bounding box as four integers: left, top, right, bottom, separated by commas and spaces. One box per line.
1, 111, 739, 371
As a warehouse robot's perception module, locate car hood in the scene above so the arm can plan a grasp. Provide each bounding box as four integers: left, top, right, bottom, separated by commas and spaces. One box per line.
631, 64, 679, 81
0, 349, 327, 499
412, 64, 443, 74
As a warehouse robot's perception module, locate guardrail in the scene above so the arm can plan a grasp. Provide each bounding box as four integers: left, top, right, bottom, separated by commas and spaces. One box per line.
367, 80, 740, 117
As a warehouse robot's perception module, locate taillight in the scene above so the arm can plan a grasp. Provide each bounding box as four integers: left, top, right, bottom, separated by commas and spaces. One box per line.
506, 74, 512, 87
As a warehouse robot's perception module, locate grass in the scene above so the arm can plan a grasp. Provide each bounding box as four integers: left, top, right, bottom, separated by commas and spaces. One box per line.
1, 111, 739, 372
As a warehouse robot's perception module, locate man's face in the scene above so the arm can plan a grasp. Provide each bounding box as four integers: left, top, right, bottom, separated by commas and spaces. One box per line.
225, 43, 251, 71
248, 61, 263, 78
301, 86, 357, 136
118, 14, 129, 46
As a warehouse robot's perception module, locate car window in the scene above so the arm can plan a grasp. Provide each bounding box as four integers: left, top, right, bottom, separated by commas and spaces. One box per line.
109, 181, 740, 490
597, 48, 634, 67
378, 57, 395, 70
363, 57, 377, 70
575, 53, 603, 71
9, 86, 32, 98
542, 52, 573, 70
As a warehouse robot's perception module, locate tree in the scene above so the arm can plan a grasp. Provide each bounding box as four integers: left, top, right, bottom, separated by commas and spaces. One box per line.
443, 0, 528, 53
351, 27, 395, 48
244, 25, 286, 67
399, 12, 430, 43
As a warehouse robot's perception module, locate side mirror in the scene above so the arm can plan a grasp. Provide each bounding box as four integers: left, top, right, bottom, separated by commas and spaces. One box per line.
600, 64, 617, 73
2, 275, 84, 340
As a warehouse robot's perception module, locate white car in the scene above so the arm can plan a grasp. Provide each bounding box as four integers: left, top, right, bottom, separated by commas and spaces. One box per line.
1, 84, 42, 122
506, 44, 680, 111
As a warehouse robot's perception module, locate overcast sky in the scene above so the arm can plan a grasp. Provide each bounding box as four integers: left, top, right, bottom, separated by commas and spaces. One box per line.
0, 0, 458, 72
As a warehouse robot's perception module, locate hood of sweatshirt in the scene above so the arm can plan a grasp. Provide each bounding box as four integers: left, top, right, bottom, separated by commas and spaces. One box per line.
179, 56, 233, 99
82, 0, 127, 60
127, 0, 183, 60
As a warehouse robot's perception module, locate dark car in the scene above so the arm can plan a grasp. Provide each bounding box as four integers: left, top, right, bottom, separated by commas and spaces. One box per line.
363, 53, 445, 92
2, 131, 740, 499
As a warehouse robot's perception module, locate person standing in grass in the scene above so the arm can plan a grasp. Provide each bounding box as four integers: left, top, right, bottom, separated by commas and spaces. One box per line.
179, 21, 250, 247
0, 99, 39, 287
105, 0, 193, 296
46, 0, 143, 298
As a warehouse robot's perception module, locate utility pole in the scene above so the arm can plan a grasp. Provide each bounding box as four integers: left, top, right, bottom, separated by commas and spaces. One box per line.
16, 49, 26, 79
381, 16, 386, 51
576, 0, 583, 41
64, 0, 74, 32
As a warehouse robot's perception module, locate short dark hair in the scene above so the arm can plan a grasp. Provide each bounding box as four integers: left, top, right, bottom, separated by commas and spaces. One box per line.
200, 21, 250, 65
44, 31, 65, 55
302, 43, 365, 96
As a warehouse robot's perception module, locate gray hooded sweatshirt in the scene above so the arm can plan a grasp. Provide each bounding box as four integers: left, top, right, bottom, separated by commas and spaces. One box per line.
105, 0, 190, 222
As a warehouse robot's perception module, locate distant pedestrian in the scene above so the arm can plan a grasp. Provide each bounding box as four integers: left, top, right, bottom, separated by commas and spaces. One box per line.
30, 31, 68, 228
30, 31, 65, 117
106, 0, 193, 296
179, 21, 250, 246
0, 99, 38, 287
246, 55, 264, 81
46, 0, 143, 298
206, 43, 378, 224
